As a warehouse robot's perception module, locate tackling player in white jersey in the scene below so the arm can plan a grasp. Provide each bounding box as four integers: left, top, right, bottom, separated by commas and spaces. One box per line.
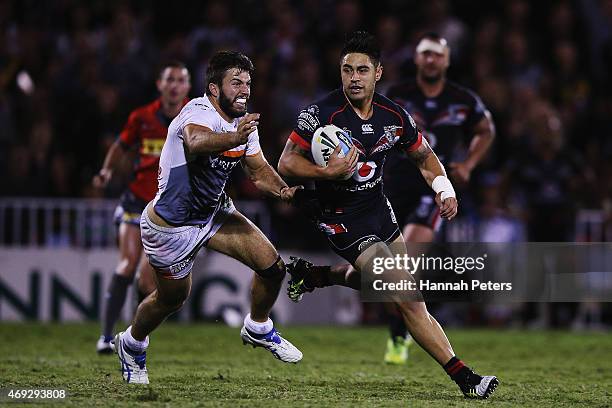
113, 51, 304, 384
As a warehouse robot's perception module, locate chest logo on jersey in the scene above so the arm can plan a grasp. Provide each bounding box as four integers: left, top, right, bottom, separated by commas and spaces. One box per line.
141, 138, 165, 155
361, 123, 374, 134
209, 155, 240, 171
353, 161, 377, 182
369, 126, 401, 155
351, 128, 399, 157
431, 104, 469, 127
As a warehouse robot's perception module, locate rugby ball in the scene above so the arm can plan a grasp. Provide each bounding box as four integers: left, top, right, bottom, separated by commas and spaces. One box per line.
311, 124, 353, 172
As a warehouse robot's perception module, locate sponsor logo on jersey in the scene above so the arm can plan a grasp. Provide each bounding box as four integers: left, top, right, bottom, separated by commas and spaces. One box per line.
318, 222, 348, 235
209, 156, 240, 171
297, 105, 320, 133
353, 161, 377, 182
361, 123, 374, 134
333, 175, 382, 192
358, 236, 379, 252
169, 257, 192, 275
142, 138, 165, 155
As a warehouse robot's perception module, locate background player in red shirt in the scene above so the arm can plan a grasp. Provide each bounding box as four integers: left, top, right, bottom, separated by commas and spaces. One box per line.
92, 61, 191, 353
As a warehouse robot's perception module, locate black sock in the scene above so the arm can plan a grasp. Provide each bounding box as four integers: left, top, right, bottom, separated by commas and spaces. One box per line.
388, 313, 407, 341
304, 266, 331, 288
102, 274, 133, 337
444, 356, 482, 385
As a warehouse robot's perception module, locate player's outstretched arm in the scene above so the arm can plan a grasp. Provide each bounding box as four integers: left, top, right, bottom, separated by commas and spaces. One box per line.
278, 139, 358, 180
244, 151, 302, 202
93, 140, 126, 188
408, 138, 458, 220
183, 113, 260, 155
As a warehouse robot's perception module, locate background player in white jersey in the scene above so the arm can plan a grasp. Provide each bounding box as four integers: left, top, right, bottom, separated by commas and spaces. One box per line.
113, 51, 304, 384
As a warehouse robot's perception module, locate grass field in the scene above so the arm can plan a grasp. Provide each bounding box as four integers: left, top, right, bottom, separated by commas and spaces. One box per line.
1, 323, 611, 407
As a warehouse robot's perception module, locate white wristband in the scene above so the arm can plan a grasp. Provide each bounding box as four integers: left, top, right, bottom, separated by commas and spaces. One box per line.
431, 176, 456, 201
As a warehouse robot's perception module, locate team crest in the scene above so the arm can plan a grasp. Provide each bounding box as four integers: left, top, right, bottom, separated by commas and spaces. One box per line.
370, 130, 398, 155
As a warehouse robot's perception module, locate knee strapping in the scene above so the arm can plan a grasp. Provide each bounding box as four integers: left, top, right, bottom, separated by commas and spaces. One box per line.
255, 256, 286, 281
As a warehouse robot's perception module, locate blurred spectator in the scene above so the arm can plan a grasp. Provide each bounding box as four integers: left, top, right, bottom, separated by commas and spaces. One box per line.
505, 101, 583, 242
422, 0, 468, 63
376, 15, 412, 92
580, 0, 612, 85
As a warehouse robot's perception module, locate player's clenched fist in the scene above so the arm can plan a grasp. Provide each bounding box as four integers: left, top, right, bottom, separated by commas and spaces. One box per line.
324, 145, 358, 180
236, 113, 260, 144
435, 192, 458, 220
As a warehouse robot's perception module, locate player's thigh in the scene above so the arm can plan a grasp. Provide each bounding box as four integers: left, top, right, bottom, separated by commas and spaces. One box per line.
207, 210, 278, 270
137, 254, 156, 295
354, 235, 409, 273
354, 236, 420, 303
117, 223, 143, 274
354, 240, 393, 277
389, 233, 426, 308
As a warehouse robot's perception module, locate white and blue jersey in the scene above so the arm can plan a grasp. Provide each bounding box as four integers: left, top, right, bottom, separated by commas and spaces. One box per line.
153, 95, 261, 226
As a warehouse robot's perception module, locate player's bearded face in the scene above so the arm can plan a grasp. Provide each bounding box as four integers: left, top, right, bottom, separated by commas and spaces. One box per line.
219, 69, 251, 118
416, 50, 449, 84
340, 53, 382, 105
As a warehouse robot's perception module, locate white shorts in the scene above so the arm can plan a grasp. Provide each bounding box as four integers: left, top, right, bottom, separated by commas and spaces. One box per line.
140, 194, 235, 279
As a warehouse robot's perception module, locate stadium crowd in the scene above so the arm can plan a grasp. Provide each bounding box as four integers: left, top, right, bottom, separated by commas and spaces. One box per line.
0, 1, 610, 250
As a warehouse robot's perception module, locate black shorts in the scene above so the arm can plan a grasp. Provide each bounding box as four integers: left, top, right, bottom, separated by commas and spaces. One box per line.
389, 194, 443, 232
316, 197, 401, 265
113, 190, 149, 226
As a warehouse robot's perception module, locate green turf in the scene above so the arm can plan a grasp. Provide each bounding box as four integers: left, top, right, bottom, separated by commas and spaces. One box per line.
0, 323, 611, 407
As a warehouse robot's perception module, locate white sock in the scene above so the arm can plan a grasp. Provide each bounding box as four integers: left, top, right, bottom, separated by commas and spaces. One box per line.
122, 326, 149, 353
244, 313, 273, 334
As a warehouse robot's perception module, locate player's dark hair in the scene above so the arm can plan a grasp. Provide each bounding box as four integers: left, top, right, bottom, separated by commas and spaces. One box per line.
157, 60, 188, 79
340, 31, 381, 66
417, 32, 446, 44
205, 51, 255, 96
